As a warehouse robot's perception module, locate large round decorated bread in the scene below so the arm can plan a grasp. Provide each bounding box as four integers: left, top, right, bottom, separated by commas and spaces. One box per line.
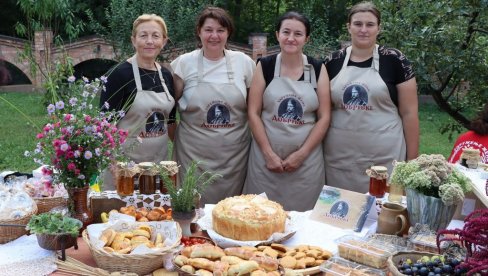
212, 194, 287, 241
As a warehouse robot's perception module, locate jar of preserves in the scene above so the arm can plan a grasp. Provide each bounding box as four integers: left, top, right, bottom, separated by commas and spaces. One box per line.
115, 162, 136, 196
366, 166, 388, 198
159, 161, 179, 194
138, 162, 157, 195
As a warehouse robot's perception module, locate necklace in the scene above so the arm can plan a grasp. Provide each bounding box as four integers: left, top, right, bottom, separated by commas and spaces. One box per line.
141, 68, 157, 84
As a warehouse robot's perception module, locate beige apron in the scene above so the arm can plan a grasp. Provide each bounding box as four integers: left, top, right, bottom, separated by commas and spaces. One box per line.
103, 55, 174, 190
323, 45, 406, 193
174, 50, 250, 205
244, 54, 325, 211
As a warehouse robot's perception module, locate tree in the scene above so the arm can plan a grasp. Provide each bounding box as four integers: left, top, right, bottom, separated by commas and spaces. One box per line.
14, 0, 85, 104
88, 0, 211, 60
376, 0, 488, 137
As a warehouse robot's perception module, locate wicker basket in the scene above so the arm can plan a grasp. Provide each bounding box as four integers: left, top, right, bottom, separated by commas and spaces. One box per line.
0, 204, 38, 244
387, 251, 437, 276
34, 196, 67, 214
82, 224, 182, 275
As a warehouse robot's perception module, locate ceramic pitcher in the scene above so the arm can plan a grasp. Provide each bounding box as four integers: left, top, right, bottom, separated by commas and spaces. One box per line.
376, 202, 409, 236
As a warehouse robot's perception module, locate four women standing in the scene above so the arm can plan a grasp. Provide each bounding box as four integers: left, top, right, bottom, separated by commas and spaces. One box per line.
103, 1, 419, 208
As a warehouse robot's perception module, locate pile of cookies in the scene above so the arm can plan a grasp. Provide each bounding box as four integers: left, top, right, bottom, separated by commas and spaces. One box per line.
256, 243, 333, 270
173, 243, 332, 275
98, 224, 165, 254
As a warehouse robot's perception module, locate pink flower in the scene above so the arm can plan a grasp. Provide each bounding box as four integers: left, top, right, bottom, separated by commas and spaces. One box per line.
53, 139, 63, 147
64, 114, 72, 122
74, 169, 80, 175
42, 167, 53, 176
84, 115, 91, 123
36, 133, 44, 139
66, 151, 75, 159
67, 162, 76, 171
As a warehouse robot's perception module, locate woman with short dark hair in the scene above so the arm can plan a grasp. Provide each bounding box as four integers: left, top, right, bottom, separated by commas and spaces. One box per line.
171, 7, 255, 205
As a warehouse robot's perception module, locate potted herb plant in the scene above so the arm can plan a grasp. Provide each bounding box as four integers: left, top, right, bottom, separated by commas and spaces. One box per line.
390, 154, 472, 231
160, 161, 221, 236
27, 212, 82, 252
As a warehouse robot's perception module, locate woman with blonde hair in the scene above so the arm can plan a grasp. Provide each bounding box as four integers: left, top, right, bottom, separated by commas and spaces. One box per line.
100, 14, 176, 190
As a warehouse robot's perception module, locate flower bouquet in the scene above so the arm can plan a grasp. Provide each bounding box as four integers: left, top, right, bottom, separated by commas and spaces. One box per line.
390, 154, 472, 230
25, 76, 128, 229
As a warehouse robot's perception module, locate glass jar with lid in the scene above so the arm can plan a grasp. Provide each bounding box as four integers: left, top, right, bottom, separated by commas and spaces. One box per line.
115, 162, 137, 196
366, 166, 388, 198
138, 162, 158, 195
159, 161, 178, 194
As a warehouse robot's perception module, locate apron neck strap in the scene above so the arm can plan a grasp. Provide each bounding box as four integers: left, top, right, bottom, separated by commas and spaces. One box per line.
131, 55, 172, 101
198, 49, 234, 84
130, 55, 143, 91
274, 54, 316, 88
342, 44, 380, 71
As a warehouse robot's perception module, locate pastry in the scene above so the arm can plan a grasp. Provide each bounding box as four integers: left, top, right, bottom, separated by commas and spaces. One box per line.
337, 239, 391, 268
212, 194, 287, 241
190, 244, 226, 260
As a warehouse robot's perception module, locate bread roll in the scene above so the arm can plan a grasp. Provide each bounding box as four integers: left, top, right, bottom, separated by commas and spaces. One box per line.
190, 244, 225, 260
250, 255, 279, 272
224, 247, 255, 260
228, 260, 259, 275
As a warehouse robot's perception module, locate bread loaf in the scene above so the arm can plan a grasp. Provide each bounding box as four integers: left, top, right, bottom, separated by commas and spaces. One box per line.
212, 195, 286, 241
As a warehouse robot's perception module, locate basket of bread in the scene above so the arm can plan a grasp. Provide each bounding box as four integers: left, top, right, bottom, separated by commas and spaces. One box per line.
173, 242, 333, 275
0, 186, 38, 244
82, 220, 181, 275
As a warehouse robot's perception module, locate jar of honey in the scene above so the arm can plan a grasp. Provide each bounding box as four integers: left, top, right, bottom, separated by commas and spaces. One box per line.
138, 162, 157, 195
367, 166, 388, 198
115, 162, 136, 196
159, 161, 179, 194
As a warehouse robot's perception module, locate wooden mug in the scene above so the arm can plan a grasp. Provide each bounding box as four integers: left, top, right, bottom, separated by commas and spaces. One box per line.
376, 202, 409, 236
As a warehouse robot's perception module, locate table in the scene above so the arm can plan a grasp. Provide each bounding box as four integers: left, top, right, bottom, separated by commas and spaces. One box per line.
455, 164, 488, 207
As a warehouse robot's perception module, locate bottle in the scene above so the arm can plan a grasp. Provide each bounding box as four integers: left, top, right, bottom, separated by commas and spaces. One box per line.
368, 166, 388, 198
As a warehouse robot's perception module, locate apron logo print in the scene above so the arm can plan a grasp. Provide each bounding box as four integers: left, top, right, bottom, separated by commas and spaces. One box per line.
272, 97, 304, 124
201, 104, 235, 128
341, 84, 373, 110
140, 112, 166, 137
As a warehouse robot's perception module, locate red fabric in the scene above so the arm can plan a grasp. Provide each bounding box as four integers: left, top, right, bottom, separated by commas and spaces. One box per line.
448, 131, 488, 163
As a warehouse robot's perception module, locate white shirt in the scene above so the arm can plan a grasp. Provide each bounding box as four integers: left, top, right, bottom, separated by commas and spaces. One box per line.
171, 49, 255, 110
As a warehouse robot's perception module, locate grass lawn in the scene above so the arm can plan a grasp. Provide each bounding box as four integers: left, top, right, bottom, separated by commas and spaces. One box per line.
0, 92, 463, 173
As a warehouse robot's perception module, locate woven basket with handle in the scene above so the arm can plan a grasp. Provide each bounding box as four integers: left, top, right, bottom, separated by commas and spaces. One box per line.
82, 223, 182, 275
0, 203, 38, 244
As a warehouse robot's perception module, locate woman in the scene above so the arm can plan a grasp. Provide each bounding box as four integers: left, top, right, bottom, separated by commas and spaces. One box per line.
323, 1, 419, 193
243, 11, 331, 211
449, 102, 488, 164
171, 7, 255, 205
100, 14, 175, 190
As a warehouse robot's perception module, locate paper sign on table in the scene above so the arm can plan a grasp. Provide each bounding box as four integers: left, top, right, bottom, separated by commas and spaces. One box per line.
309, 186, 375, 232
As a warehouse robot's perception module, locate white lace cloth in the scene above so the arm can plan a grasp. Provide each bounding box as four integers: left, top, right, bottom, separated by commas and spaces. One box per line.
89, 190, 172, 209
0, 234, 57, 276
